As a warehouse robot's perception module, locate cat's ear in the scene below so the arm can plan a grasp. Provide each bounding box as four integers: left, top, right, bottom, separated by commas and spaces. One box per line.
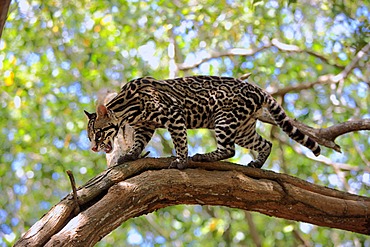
96, 104, 108, 118
84, 110, 96, 120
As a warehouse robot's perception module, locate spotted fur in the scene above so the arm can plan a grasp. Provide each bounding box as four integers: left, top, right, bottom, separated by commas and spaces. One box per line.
85, 75, 320, 169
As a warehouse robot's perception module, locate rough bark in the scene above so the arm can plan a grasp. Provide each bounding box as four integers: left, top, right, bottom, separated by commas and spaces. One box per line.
15, 158, 370, 247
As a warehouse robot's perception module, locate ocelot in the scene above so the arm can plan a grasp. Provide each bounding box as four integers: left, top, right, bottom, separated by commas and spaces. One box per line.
84, 75, 320, 169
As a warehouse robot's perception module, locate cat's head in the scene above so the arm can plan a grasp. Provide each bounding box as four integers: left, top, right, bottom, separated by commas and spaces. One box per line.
84, 105, 119, 153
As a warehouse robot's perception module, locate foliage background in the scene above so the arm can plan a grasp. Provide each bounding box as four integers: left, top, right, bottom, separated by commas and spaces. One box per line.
1, 0, 369, 246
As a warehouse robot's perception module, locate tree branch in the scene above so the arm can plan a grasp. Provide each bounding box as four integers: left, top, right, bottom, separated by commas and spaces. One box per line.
177, 38, 347, 71
318, 119, 370, 141
291, 119, 370, 153
257, 106, 370, 153
270, 39, 345, 70
15, 158, 370, 246
177, 44, 272, 71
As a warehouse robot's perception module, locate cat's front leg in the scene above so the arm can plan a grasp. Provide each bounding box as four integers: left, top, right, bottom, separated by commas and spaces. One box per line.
116, 125, 155, 165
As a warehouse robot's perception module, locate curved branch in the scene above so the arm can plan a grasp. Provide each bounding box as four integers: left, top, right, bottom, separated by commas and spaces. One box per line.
15, 158, 370, 246
318, 119, 370, 140
290, 118, 370, 153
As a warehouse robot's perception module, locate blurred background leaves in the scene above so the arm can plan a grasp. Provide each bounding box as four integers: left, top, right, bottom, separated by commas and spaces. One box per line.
0, 0, 369, 246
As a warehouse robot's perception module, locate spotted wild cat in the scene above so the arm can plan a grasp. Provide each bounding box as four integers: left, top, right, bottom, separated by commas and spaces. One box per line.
84, 75, 320, 169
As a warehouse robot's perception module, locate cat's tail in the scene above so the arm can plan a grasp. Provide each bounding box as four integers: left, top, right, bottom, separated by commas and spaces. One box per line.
265, 94, 321, 156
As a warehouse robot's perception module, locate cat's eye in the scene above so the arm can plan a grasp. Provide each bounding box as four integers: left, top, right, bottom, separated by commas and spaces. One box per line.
95, 131, 103, 141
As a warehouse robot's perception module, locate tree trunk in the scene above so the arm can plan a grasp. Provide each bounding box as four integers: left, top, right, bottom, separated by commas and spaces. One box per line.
0, 0, 11, 39
15, 158, 370, 246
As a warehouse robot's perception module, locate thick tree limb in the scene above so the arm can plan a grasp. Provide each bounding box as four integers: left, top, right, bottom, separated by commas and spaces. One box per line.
15, 158, 370, 246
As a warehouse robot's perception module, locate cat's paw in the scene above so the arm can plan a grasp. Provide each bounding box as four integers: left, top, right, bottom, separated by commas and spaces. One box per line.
191, 153, 210, 162
116, 153, 139, 165
169, 157, 188, 169
247, 160, 263, 169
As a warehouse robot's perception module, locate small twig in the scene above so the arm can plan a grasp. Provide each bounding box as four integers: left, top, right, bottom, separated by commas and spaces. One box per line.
66, 170, 80, 215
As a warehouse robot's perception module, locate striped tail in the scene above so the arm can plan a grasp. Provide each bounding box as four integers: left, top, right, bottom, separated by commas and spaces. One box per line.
266, 94, 321, 156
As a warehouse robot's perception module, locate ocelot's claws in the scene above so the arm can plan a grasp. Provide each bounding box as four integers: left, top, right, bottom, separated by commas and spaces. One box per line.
169, 158, 188, 169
